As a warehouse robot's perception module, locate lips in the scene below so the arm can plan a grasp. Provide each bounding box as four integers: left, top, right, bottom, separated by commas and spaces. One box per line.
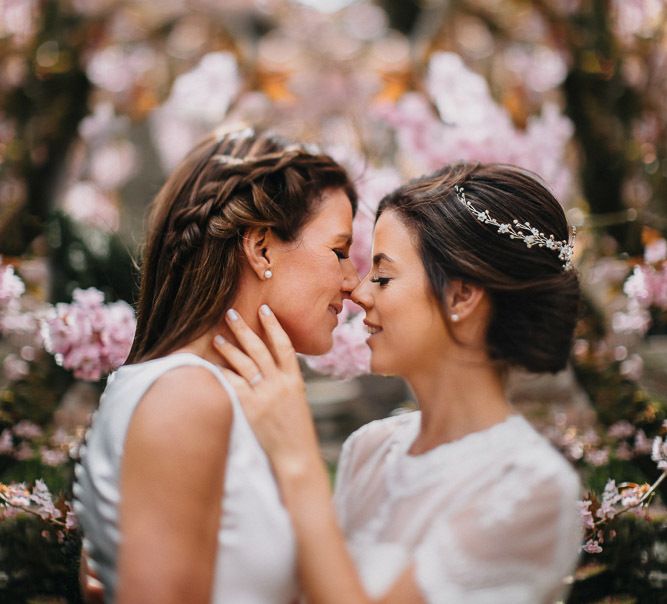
364, 320, 382, 335
328, 303, 343, 316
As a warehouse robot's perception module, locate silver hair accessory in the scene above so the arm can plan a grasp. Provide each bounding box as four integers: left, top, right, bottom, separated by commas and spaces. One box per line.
212, 154, 246, 166
454, 185, 576, 271
214, 124, 255, 143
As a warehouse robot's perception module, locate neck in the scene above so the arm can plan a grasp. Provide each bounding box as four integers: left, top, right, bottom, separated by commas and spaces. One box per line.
405, 355, 512, 455
175, 286, 268, 367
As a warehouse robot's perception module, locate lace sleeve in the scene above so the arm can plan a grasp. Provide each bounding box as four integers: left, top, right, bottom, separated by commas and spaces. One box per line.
413, 463, 582, 604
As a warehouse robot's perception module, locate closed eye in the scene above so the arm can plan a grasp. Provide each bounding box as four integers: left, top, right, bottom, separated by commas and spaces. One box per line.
370, 276, 391, 286
333, 249, 350, 260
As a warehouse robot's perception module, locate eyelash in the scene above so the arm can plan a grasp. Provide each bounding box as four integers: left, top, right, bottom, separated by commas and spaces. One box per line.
370, 276, 391, 286
333, 249, 349, 260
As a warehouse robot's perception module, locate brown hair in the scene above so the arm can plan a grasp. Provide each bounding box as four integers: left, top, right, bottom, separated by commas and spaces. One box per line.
127, 129, 357, 363
377, 163, 580, 373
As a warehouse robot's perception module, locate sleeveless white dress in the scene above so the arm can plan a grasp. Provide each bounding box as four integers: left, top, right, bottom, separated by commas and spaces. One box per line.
73, 353, 298, 604
334, 412, 582, 603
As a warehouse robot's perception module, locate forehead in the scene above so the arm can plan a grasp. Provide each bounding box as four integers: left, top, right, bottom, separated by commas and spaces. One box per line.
302, 188, 354, 234
373, 210, 419, 260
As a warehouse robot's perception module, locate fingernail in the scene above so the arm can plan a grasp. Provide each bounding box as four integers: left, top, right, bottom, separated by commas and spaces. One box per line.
260, 304, 272, 316
214, 335, 225, 347
227, 309, 239, 321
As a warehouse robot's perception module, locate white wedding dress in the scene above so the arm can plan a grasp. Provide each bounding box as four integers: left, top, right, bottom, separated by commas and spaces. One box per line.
334, 411, 582, 604
73, 353, 298, 604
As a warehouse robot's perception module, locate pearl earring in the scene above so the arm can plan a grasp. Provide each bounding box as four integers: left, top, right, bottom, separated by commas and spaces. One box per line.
451, 313, 460, 322
264, 269, 273, 279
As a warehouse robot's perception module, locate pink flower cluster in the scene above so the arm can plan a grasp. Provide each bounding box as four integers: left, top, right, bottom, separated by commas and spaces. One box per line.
579, 478, 652, 554
0, 260, 25, 309
41, 287, 136, 381
614, 238, 667, 335
377, 52, 574, 201
577, 420, 667, 554
303, 301, 371, 379
543, 416, 653, 468
0, 479, 77, 534
0, 421, 81, 466
150, 52, 242, 172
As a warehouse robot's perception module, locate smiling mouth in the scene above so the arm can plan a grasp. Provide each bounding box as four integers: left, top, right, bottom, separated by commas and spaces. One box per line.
364, 322, 382, 335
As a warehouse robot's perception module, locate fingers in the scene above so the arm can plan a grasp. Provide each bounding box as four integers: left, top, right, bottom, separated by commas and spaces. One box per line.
225, 309, 277, 375
213, 334, 264, 386
257, 305, 300, 373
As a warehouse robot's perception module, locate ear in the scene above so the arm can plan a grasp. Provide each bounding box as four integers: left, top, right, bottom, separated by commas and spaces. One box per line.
445, 279, 487, 322
242, 227, 274, 280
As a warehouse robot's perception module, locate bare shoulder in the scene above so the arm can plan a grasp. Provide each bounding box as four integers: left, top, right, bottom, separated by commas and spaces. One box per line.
129, 364, 233, 452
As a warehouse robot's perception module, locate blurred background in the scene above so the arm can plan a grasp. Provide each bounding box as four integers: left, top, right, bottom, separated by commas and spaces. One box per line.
1, 0, 667, 602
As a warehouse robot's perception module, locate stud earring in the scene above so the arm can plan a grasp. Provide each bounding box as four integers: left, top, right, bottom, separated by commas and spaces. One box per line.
451, 313, 460, 322
264, 269, 273, 279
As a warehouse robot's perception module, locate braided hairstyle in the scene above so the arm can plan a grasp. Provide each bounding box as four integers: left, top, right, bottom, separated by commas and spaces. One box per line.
127, 129, 357, 363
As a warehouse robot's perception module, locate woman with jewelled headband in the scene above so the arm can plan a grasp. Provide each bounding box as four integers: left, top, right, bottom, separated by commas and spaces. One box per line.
74, 127, 360, 603
215, 162, 582, 603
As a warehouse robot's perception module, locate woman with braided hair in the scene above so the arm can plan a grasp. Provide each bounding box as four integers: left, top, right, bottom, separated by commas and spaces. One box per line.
214, 163, 583, 603
74, 127, 360, 603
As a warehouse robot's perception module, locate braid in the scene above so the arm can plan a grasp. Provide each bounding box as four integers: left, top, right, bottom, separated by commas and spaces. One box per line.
127, 129, 357, 363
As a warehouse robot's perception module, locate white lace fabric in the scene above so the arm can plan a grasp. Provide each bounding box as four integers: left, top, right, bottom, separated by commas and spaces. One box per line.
334, 412, 582, 603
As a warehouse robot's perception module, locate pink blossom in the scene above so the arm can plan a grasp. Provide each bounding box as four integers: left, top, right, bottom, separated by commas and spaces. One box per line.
379, 53, 574, 201
79, 102, 130, 144
634, 429, 653, 455
0, 0, 38, 46
150, 52, 241, 172
61, 181, 120, 233
30, 479, 61, 520
89, 139, 139, 191
39, 447, 69, 467
583, 539, 603, 554
504, 45, 568, 93
0, 261, 25, 307
65, 508, 78, 530
303, 301, 371, 379
584, 448, 610, 467
41, 288, 136, 381
608, 420, 636, 440
349, 166, 401, 276
651, 436, 667, 470
619, 354, 644, 381
644, 238, 667, 264
577, 500, 595, 530
0, 430, 14, 455
597, 480, 621, 520
85, 44, 156, 95
13, 420, 42, 440
3, 353, 29, 381
14, 441, 33, 460
612, 0, 665, 42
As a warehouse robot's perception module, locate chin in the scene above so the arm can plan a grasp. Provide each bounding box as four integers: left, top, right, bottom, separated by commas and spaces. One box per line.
370, 353, 397, 377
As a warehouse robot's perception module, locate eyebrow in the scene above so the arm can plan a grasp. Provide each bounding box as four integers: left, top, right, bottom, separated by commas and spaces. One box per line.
335, 233, 353, 245
373, 253, 393, 265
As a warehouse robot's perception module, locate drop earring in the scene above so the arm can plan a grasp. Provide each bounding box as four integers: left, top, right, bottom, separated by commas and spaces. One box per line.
264, 269, 273, 279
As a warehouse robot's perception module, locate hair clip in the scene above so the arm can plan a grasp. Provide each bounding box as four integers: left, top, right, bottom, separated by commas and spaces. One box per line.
454, 185, 576, 271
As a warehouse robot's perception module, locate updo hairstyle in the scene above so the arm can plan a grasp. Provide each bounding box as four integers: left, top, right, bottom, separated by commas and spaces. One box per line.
127, 128, 357, 363
377, 163, 580, 374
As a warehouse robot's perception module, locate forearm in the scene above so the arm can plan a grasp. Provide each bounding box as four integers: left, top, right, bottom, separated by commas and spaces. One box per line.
278, 460, 371, 604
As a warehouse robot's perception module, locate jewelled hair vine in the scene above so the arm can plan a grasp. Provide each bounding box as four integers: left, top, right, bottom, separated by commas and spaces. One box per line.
454, 185, 576, 271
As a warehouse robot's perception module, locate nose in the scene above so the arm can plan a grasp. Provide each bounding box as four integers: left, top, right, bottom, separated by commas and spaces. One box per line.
351, 272, 372, 310
341, 258, 361, 297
